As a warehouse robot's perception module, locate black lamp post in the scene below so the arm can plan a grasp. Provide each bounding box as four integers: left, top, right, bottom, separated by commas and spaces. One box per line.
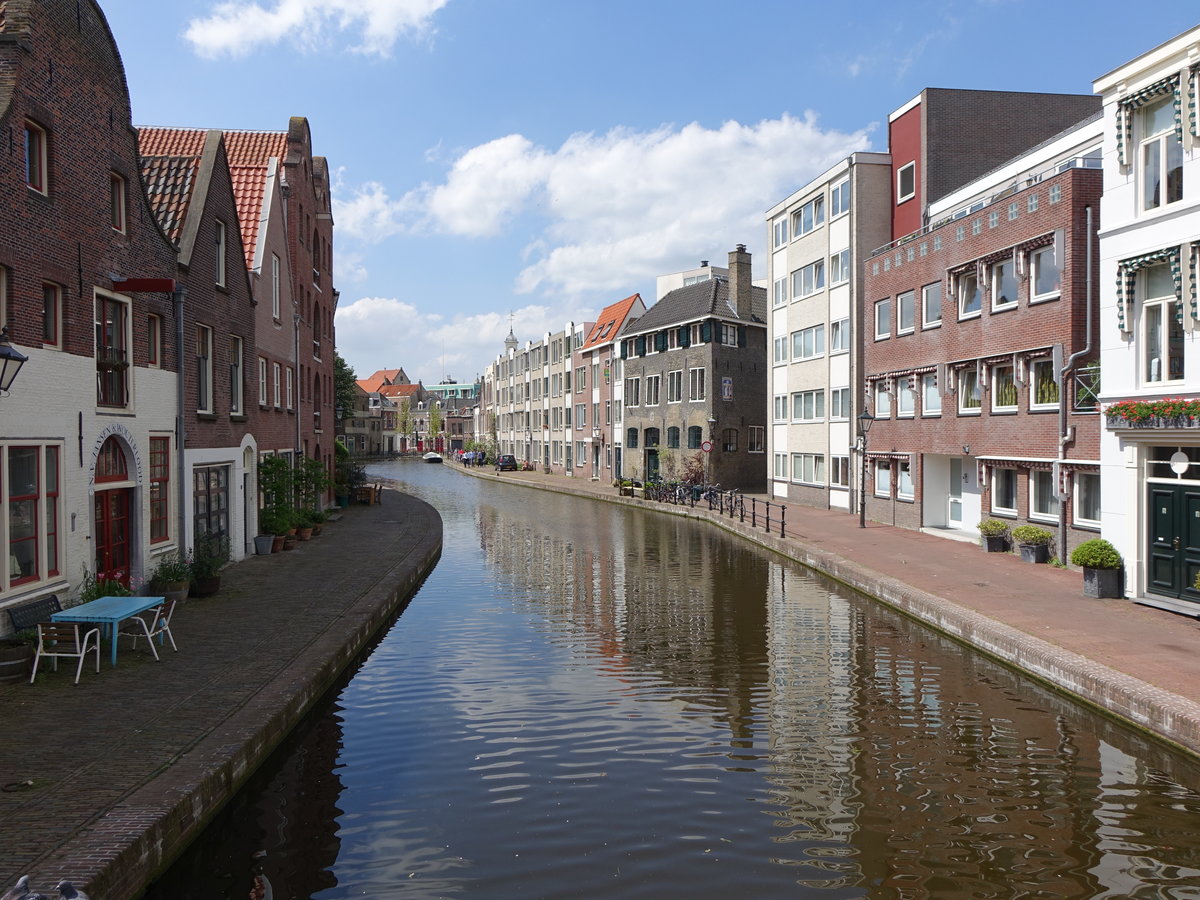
858, 408, 874, 529
0, 327, 29, 397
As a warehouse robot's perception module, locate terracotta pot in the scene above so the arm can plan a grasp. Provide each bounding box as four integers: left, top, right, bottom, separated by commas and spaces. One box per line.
282, 535, 297, 551
190, 575, 221, 597
298, 527, 314, 541
271, 535, 285, 553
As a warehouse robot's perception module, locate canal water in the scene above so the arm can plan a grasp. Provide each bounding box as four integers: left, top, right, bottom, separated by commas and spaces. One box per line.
146, 462, 1200, 899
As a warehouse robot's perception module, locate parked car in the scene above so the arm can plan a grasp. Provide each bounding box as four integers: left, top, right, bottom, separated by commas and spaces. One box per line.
496, 454, 518, 471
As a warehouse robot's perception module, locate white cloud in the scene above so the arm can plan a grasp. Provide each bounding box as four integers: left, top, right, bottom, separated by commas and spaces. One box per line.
185, 0, 449, 58
414, 113, 873, 297
335, 296, 566, 385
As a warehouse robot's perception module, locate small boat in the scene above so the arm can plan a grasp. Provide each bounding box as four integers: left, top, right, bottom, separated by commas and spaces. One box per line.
423, 452, 443, 464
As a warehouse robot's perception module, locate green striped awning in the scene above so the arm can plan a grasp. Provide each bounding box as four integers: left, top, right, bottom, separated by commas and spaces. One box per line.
1192, 242, 1200, 321
1192, 65, 1200, 139
1116, 246, 1181, 332
1117, 74, 1181, 167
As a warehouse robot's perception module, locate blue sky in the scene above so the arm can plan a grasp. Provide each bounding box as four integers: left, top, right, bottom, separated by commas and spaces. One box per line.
99, 0, 1198, 387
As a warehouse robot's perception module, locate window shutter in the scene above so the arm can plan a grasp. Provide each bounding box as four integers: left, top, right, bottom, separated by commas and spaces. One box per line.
679, 326, 690, 348
655, 331, 667, 352
737, 326, 746, 347
620, 341, 628, 359
635, 336, 646, 356
700, 321, 712, 343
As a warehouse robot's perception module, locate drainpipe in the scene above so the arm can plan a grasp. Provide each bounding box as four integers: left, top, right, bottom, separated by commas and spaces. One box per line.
1058, 205, 1094, 563
173, 286, 188, 553
294, 311, 302, 458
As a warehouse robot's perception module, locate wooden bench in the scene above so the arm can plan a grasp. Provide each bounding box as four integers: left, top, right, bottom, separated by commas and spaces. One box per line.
7, 594, 62, 633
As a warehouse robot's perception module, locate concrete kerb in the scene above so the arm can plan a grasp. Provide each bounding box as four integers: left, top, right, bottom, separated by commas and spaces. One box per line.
36, 494, 443, 900
453, 465, 1200, 760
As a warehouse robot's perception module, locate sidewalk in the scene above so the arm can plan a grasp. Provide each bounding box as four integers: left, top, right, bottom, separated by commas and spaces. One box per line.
458, 462, 1200, 757
0, 491, 442, 900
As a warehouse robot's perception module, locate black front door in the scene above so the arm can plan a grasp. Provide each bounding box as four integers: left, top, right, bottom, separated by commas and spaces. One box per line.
1147, 483, 1200, 601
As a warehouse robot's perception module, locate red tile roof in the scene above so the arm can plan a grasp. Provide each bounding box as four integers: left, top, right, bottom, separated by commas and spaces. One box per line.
358, 368, 407, 392
379, 383, 420, 398
582, 293, 643, 350
137, 128, 208, 245
222, 130, 288, 268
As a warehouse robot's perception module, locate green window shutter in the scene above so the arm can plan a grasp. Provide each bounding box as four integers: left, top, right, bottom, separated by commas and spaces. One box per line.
679, 326, 690, 347
737, 326, 746, 347
620, 340, 628, 359
700, 321, 712, 343
636, 336, 646, 356
655, 332, 667, 352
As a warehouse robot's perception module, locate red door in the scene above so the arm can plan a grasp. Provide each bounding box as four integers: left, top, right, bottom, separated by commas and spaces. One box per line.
95, 488, 131, 586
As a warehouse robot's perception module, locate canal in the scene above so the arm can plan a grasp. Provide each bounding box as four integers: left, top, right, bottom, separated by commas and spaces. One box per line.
146, 461, 1200, 898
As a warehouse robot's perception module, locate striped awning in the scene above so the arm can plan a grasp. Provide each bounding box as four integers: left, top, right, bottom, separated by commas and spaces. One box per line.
1117, 74, 1181, 167
1192, 65, 1200, 139
1116, 246, 1182, 332
1192, 241, 1200, 322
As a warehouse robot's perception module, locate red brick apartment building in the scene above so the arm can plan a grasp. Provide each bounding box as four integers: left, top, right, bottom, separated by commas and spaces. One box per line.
862, 99, 1104, 557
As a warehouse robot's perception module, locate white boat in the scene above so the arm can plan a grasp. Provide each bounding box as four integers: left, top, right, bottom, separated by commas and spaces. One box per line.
423, 452, 443, 463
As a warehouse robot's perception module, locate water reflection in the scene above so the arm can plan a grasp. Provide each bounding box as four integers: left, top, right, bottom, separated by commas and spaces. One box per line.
148, 463, 1200, 899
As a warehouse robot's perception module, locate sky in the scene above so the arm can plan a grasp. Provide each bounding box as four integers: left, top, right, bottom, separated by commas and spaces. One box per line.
99, 0, 1199, 388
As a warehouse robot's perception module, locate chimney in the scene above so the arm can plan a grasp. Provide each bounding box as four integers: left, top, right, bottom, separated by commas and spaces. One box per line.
728, 244, 752, 318
700, 260, 709, 268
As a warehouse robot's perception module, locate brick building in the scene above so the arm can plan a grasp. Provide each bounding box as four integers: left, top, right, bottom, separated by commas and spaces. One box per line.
862, 112, 1103, 554
139, 128, 259, 560
0, 0, 180, 602
619, 246, 768, 491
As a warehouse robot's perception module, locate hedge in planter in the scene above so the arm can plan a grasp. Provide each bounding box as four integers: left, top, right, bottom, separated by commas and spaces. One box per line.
977, 519, 1010, 552
1070, 539, 1123, 598
1011, 525, 1053, 564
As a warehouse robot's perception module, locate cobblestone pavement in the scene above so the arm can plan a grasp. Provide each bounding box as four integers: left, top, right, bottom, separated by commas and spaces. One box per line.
0, 491, 441, 900
457, 462, 1200, 757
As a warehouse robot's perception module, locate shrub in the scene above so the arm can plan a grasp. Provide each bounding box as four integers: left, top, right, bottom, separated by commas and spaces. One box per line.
191, 532, 231, 580
977, 518, 1010, 537
79, 568, 132, 604
1012, 524, 1054, 546
150, 549, 192, 587
1070, 539, 1122, 570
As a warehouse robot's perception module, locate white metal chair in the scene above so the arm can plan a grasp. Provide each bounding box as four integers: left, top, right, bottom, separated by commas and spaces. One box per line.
30, 621, 101, 684
118, 599, 178, 661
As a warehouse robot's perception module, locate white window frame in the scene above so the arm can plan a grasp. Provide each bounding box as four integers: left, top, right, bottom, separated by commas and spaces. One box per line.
874, 381, 891, 418
644, 375, 660, 406
24, 120, 48, 194
1074, 471, 1101, 528
773, 336, 788, 364
1030, 470, 1060, 523
830, 318, 850, 353
667, 369, 683, 403
830, 387, 851, 420
792, 324, 825, 360
830, 248, 851, 286
874, 298, 891, 339
271, 254, 281, 319
991, 364, 1017, 412
896, 378, 915, 418
1141, 264, 1183, 385
258, 358, 268, 406
896, 162, 915, 204
830, 456, 850, 489
921, 373, 941, 416
992, 467, 1018, 515
1140, 94, 1184, 213
1031, 359, 1059, 409
874, 460, 892, 496
772, 216, 789, 248
688, 368, 706, 401
773, 276, 788, 307
1030, 245, 1060, 302
792, 195, 826, 237
897, 291, 915, 335
273, 362, 282, 408
773, 395, 789, 421
286, 367, 294, 410
957, 270, 981, 319
830, 179, 851, 218
922, 282, 942, 328
626, 377, 640, 407
215, 220, 227, 288
991, 259, 1017, 311
958, 369, 981, 414
773, 453, 788, 480
110, 172, 126, 233
897, 461, 914, 500
230, 336, 244, 415
792, 390, 825, 422
792, 452, 826, 486
196, 324, 214, 414
748, 426, 765, 454
792, 260, 825, 299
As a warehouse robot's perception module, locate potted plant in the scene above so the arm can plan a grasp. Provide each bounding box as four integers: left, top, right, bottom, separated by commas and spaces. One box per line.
296, 509, 315, 541
190, 532, 230, 596
150, 549, 192, 604
1011, 524, 1054, 564
977, 519, 1010, 553
1071, 539, 1124, 598
308, 508, 328, 537
0, 630, 37, 684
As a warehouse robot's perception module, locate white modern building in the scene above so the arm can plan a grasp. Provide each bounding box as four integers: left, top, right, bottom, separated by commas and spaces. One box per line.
1095, 25, 1200, 615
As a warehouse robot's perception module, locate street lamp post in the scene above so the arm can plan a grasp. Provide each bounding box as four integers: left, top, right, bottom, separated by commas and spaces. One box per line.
858, 408, 874, 529
0, 327, 29, 397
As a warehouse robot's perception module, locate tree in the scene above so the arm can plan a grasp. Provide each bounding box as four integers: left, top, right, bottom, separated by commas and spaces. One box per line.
396, 399, 413, 451
334, 352, 358, 419
428, 402, 443, 446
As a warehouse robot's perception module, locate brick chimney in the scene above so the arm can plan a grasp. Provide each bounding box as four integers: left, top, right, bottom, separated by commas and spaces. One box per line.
728, 244, 752, 319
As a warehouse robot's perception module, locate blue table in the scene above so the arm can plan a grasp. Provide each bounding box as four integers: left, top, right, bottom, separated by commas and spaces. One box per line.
51, 595, 165, 667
